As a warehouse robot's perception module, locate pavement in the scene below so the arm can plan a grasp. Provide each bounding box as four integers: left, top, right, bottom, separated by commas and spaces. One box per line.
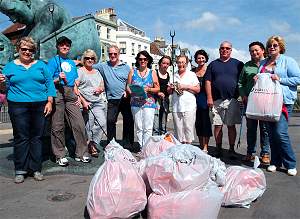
0, 114, 300, 219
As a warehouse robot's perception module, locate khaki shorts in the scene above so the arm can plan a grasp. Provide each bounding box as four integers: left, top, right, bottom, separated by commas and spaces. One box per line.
210, 99, 241, 126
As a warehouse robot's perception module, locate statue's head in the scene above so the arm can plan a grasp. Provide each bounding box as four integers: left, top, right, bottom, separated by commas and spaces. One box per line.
0, 0, 34, 24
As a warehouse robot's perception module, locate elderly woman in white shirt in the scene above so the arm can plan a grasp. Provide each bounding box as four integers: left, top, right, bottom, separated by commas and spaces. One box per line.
167, 55, 200, 144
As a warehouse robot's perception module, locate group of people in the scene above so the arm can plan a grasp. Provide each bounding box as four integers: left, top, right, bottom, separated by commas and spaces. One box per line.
0, 34, 299, 184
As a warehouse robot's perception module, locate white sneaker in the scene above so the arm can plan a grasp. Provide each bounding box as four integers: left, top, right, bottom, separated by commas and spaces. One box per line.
56, 157, 69, 166
75, 156, 91, 163
287, 168, 297, 176
267, 165, 277, 172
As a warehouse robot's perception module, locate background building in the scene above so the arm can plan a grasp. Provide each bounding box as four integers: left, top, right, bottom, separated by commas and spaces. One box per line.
94, 8, 117, 62
116, 19, 151, 67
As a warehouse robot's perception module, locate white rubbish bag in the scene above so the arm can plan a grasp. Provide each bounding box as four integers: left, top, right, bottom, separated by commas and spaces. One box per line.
246, 73, 283, 122
148, 186, 224, 219
86, 140, 147, 219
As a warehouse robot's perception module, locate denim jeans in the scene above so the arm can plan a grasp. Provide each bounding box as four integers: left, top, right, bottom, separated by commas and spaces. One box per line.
8, 101, 46, 175
246, 118, 270, 156
268, 104, 296, 169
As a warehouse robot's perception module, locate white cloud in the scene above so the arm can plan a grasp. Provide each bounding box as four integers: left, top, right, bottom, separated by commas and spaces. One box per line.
185, 11, 241, 31
270, 20, 291, 33
178, 41, 250, 64
285, 33, 300, 43
185, 12, 219, 31
227, 17, 242, 26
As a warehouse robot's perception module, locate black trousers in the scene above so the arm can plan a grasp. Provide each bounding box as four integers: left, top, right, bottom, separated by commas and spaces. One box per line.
107, 96, 134, 145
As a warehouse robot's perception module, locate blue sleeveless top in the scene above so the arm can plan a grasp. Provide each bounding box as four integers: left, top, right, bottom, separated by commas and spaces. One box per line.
130, 68, 157, 108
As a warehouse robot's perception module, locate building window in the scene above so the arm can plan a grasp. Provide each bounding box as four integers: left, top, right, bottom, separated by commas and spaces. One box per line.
138, 44, 141, 52
107, 28, 111, 40
119, 42, 126, 54
97, 25, 101, 30
132, 43, 135, 55
144, 46, 147, 51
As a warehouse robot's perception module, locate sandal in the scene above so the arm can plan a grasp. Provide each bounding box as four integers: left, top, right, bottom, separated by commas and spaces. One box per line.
88, 142, 99, 157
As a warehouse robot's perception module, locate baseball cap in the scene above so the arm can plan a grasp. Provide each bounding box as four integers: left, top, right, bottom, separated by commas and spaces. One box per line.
56, 36, 72, 46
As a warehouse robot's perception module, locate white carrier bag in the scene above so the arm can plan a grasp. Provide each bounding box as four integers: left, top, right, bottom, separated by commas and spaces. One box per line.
246, 73, 283, 122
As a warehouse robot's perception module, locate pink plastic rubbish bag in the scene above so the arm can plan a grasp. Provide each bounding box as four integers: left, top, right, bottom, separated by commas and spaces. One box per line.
246, 73, 283, 122
145, 144, 212, 195
142, 135, 176, 158
148, 186, 224, 219
221, 166, 266, 208
87, 140, 147, 219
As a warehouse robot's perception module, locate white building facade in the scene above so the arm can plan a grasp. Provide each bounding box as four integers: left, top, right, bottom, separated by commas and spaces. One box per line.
116, 19, 151, 67
94, 8, 117, 62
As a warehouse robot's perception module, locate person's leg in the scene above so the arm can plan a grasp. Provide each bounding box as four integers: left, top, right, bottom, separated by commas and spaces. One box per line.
106, 99, 120, 141
259, 120, 270, 164
259, 121, 270, 155
28, 102, 46, 173
8, 102, 30, 176
246, 118, 258, 155
227, 125, 237, 150
51, 91, 67, 159
153, 102, 160, 135
64, 89, 88, 159
90, 102, 106, 145
275, 105, 296, 170
131, 106, 143, 148
172, 112, 184, 143
120, 97, 134, 145
143, 107, 156, 146
267, 121, 282, 168
182, 108, 196, 144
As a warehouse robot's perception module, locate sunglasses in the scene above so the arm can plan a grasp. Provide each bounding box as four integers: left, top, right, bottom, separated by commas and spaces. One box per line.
267, 44, 279, 49
20, 47, 35, 53
108, 52, 118, 56
84, 57, 95, 61
220, 47, 232, 50
138, 58, 148, 62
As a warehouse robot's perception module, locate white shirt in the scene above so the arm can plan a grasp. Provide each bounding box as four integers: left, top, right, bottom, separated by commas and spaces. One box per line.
170, 70, 199, 112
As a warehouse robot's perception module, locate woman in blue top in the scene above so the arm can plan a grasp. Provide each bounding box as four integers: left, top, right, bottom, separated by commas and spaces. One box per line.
258, 36, 300, 176
0, 37, 56, 183
127, 50, 160, 149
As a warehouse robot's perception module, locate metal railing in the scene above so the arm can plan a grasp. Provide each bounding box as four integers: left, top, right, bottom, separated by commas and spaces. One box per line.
0, 105, 10, 123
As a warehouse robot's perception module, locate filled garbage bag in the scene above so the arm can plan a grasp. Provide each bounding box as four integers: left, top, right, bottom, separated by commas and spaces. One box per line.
221, 165, 266, 208
145, 144, 226, 195
86, 140, 147, 219
246, 73, 283, 122
148, 186, 224, 219
142, 134, 176, 158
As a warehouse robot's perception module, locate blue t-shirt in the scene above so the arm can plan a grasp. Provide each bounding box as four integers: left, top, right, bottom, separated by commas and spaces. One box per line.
3, 60, 56, 102
205, 58, 244, 100
93, 61, 130, 100
47, 55, 78, 87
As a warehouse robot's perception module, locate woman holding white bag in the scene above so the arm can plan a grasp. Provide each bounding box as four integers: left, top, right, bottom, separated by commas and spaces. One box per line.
258, 36, 300, 176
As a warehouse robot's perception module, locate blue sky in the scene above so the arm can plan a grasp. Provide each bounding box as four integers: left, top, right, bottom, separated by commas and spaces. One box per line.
1, 0, 300, 63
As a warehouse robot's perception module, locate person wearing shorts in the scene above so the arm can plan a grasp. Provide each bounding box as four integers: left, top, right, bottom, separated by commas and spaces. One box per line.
205, 41, 244, 158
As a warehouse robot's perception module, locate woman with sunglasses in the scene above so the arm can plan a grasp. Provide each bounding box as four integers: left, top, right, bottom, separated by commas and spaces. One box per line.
75, 49, 106, 157
259, 36, 300, 176
0, 37, 56, 183
127, 50, 159, 149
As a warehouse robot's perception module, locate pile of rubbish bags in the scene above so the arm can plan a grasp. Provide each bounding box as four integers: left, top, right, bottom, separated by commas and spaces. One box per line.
86, 134, 267, 219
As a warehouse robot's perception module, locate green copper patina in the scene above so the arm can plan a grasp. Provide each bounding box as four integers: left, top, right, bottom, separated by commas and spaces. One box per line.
0, 0, 101, 65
